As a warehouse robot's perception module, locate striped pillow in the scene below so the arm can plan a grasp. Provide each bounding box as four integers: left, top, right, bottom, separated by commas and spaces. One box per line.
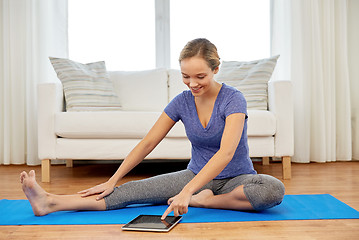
49, 57, 122, 111
215, 55, 279, 110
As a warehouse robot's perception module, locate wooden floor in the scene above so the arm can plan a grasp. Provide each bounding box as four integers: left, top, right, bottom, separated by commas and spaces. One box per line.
1, 161, 359, 240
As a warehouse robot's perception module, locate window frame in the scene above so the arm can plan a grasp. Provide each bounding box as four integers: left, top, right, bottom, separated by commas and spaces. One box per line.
155, 0, 171, 68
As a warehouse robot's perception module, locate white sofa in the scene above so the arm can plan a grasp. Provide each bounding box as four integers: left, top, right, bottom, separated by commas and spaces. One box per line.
38, 68, 293, 182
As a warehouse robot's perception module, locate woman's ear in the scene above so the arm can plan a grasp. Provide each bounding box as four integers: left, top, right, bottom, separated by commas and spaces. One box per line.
213, 66, 219, 74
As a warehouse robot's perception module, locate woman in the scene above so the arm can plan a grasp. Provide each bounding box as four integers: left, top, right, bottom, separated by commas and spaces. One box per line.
20, 38, 285, 219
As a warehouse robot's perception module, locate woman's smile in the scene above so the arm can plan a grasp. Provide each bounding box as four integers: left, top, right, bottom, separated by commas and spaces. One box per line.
190, 86, 203, 94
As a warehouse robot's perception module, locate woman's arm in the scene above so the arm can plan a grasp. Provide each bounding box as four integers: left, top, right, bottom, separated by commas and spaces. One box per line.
79, 112, 176, 199
162, 112, 246, 218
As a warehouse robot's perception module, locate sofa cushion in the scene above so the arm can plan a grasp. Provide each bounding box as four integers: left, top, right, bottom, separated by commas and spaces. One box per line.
55, 111, 188, 139
56, 138, 191, 160
55, 110, 274, 139
168, 69, 188, 101
49, 57, 122, 111
55, 111, 161, 139
248, 137, 275, 157
109, 69, 168, 112
247, 110, 276, 136
215, 55, 279, 110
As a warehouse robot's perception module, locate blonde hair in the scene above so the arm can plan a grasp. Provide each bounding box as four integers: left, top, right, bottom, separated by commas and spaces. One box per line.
179, 38, 220, 71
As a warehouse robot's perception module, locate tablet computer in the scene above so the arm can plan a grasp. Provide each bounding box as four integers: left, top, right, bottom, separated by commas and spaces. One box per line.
122, 215, 182, 232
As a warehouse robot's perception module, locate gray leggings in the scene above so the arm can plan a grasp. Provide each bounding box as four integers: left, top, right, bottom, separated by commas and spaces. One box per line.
104, 170, 285, 211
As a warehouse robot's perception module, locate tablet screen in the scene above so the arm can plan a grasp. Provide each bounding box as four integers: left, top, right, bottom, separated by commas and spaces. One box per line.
122, 215, 182, 232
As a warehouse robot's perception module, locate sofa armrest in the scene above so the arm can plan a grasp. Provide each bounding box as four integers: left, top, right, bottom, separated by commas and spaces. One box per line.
37, 80, 64, 160
268, 80, 294, 157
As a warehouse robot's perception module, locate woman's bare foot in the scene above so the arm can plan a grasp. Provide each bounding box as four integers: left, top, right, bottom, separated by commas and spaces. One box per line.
20, 170, 52, 216
189, 189, 215, 208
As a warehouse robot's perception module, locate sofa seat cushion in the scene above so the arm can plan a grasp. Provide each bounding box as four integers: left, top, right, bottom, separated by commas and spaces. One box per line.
55, 111, 187, 139
56, 138, 191, 159
55, 111, 160, 139
247, 110, 276, 136
55, 110, 275, 139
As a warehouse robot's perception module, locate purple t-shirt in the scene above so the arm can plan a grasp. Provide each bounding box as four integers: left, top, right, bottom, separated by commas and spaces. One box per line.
164, 83, 256, 179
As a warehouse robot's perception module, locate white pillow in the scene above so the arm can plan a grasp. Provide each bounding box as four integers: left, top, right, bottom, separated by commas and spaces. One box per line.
109, 69, 168, 112
49, 57, 122, 111
215, 55, 279, 110
168, 69, 188, 102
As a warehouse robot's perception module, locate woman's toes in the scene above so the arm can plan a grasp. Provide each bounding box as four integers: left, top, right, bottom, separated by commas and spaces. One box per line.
29, 170, 36, 178
20, 171, 28, 184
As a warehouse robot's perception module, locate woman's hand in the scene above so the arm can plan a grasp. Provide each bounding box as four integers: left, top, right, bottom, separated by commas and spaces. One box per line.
161, 191, 193, 220
78, 181, 116, 200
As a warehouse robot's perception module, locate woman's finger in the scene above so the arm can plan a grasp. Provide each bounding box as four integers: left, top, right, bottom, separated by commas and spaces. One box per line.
167, 197, 174, 205
173, 207, 179, 217
80, 189, 97, 197
183, 206, 188, 214
178, 206, 183, 215
96, 194, 104, 201
80, 192, 92, 197
96, 189, 112, 200
77, 188, 92, 194
161, 205, 173, 220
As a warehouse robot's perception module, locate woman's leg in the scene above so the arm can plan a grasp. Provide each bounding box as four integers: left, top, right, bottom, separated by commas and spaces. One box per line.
21, 169, 204, 216
20, 170, 106, 216
189, 185, 254, 210
104, 169, 206, 210
190, 174, 285, 211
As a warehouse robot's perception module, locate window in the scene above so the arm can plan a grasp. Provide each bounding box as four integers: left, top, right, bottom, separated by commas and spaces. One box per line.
69, 0, 269, 70
68, 0, 155, 70
170, 0, 270, 69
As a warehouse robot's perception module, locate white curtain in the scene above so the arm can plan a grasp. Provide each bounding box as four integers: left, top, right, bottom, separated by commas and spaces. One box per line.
271, 0, 358, 163
0, 0, 68, 165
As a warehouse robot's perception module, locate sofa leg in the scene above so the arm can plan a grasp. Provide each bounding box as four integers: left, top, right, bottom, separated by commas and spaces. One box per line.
66, 159, 73, 168
262, 157, 270, 165
41, 159, 51, 183
282, 156, 292, 180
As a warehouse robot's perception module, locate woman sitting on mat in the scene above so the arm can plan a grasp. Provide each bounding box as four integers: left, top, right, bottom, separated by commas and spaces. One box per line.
20, 38, 285, 219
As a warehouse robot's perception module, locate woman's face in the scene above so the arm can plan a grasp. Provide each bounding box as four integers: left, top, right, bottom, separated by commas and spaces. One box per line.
180, 56, 219, 97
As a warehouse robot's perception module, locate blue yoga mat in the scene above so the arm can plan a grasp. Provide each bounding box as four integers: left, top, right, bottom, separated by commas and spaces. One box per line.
1, 194, 358, 225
